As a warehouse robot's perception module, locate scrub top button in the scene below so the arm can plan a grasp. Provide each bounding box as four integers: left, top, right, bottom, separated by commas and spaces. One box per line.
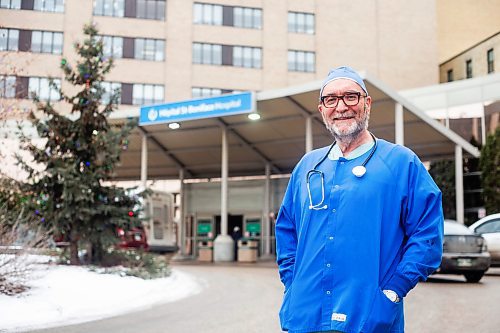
326, 290, 331, 295
332, 209, 336, 213
334, 185, 339, 189
329, 236, 334, 240
326, 263, 331, 267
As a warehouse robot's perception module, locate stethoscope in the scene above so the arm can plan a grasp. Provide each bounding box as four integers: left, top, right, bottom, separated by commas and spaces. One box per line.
306, 132, 377, 210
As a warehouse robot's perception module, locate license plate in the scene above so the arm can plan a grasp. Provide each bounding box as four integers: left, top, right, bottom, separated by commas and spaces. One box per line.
134, 234, 142, 241
457, 258, 473, 267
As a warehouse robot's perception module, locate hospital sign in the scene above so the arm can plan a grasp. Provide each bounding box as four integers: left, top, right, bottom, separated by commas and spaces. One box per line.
139, 91, 254, 126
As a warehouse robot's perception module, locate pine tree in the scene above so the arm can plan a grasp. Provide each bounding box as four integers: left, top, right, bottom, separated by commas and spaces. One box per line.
17, 23, 142, 265
479, 127, 500, 215
0, 175, 29, 227
429, 159, 456, 219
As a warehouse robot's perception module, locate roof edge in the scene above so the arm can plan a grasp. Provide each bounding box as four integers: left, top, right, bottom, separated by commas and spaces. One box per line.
256, 80, 322, 101
363, 72, 480, 158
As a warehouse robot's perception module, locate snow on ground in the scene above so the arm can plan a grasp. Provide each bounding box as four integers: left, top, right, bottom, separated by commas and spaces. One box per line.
0, 258, 204, 333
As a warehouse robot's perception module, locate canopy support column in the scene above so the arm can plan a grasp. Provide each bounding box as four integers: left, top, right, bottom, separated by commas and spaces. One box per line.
306, 116, 313, 152
263, 163, 271, 256
214, 128, 234, 261
395, 103, 404, 145
455, 145, 464, 224
481, 107, 486, 145
140, 132, 148, 188
179, 168, 186, 256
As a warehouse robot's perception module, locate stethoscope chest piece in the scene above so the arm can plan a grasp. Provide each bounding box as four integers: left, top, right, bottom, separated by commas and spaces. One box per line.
352, 165, 367, 178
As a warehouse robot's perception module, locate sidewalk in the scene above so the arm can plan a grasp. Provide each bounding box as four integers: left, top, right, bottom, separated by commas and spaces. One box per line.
26, 259, 284, 333
171, 255, 279, 268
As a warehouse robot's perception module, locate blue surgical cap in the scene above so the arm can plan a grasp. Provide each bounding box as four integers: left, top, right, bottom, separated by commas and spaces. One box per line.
319, 66, 368, 98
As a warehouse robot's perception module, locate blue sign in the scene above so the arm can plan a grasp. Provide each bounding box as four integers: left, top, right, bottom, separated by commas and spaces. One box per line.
139, 92, 254, 126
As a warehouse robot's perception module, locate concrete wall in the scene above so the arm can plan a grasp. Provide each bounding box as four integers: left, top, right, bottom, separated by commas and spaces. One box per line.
436, 0, 500, 64
185, 177, 289, 216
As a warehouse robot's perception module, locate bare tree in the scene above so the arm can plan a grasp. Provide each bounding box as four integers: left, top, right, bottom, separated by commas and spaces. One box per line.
0, 208, 51, 295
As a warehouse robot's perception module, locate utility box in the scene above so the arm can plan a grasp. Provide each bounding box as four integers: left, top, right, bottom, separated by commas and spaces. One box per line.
237, 239, 258, 262
198, 240, 213, 262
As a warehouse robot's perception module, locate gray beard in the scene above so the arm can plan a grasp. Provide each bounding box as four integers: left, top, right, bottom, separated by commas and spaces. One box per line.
325, 110, 370, 147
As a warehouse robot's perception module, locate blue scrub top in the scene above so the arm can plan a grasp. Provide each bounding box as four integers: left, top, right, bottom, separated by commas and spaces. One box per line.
276, 139, 444, 333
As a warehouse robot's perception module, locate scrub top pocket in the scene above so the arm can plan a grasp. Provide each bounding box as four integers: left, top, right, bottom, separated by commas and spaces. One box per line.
361, 288, 402, 333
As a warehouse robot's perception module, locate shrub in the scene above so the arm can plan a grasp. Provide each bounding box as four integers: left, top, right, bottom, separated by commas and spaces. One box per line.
88, 248, 171, 280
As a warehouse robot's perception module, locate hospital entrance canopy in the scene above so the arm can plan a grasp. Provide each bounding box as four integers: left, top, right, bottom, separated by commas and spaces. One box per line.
110, 72, 482, 181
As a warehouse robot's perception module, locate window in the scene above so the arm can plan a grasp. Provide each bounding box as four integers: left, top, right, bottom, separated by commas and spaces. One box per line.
99, 35, 123, 58
0, 28, 19, 51
288, 11, 315, 34
447, 69, 454, 82
0, 76, 16, 98
233, 6, 261, 29
193, 4, 261, 29
466, 59, 473, 79
94, 0, 165, 20
132, 83, 164, 105
93, 0, 124, 17
192, 87, 230, 98
100, 81, 121, 104
192, 43, 222, 65
136, 0, 165, 20
31, 31, 63, 54
475, 219, 500, 234
487, 49, 494, 74
288, 50, 315, 72
98, 35, 165, 60
233, 46, 261, 68
193, 3, 222, 25
134, 38, 165, 61
34, 0, 64, 12
28, 77, 61, 101
0, 0, 21, 9
193, 43, 261, 68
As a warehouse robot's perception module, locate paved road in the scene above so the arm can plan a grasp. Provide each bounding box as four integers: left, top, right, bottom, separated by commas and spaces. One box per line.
24, 264, 500, 333
406, 268, 500, 333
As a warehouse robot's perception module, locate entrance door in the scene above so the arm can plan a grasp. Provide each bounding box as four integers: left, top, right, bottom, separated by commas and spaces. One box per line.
214, 214, 243, 236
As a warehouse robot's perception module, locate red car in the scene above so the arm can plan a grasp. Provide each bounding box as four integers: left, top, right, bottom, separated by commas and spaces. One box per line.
116, 226, 149, 251
53, 227, 149, 251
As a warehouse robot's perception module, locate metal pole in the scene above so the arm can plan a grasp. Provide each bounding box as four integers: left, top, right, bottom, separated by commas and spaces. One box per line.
221, 128, 228, 236
140, 133, 148, 188
481, 106, 486, 145
263, 163, 271, 255
305, 116, 313, 152
213, 128, 234, 262
455, 145, 464, 224
395, 103, 404, 145
179, 168, 186, 256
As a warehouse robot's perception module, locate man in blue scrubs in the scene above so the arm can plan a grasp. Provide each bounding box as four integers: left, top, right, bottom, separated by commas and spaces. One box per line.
276, 66, 444, 333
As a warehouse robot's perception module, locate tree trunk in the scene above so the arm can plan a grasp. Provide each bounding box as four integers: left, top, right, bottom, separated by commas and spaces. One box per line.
69, 239, 79, 265
86, 242, 93, 264
91, 240, 104, 265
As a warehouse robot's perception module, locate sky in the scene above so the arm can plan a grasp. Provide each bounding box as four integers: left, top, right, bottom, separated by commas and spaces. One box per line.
0, 256, 203, 333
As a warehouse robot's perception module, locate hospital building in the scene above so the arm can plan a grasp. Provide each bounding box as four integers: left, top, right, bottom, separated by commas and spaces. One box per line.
1, 0, 499, 260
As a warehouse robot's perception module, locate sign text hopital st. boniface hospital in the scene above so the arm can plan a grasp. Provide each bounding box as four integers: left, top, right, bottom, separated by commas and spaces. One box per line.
139, 92, 254, 125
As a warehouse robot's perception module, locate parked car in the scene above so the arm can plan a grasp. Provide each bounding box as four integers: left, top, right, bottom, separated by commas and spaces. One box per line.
469, 213, 500, 267
52, 227, 149, 251
116, 226, 149, 251
435, 220, 491, 283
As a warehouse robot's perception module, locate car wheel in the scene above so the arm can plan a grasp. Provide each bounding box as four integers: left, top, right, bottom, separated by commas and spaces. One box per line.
464, 272, 484, 283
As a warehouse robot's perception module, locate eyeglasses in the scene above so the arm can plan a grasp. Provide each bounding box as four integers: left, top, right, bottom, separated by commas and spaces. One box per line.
320, 92, 366, 108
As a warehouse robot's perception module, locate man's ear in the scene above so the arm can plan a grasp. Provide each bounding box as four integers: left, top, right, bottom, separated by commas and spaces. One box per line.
364, 96, 372, 112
